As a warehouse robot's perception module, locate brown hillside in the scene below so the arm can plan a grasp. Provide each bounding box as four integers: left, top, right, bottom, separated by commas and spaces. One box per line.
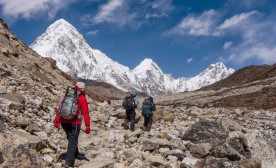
250, 63, 276, 82
85, 81, 126, 101
201, 64, 276, 91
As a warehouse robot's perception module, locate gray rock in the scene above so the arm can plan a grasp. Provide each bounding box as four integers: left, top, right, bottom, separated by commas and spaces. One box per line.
43, 155, 53, 164
167, 155, 178, 162
190, 143, 212, 158
214, 143, 243, 161
33, 131, 48, 141
181, 157, 199, 168
182, 119, 228, 143
0, 86, 7, 94
164, 149, 185, 161
16, 116, 29, 127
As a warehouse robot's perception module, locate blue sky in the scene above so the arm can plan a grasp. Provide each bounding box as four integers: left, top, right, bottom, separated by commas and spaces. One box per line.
1, 0, 276, 78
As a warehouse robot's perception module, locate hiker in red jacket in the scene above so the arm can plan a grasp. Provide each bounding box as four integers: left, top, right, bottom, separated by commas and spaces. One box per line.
54, 82, 90, 167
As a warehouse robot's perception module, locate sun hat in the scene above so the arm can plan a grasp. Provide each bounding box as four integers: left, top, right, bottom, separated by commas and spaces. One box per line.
76, 82, 85, 91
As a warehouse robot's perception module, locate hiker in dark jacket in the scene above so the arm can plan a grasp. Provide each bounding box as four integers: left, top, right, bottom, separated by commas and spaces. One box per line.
141, 96, 156, 131
122, 90, 138, 131
54, 82, 91, 167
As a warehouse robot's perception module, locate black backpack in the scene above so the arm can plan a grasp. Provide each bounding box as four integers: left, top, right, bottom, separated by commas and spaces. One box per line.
141, 98, 153, 116
122, 96, 134, 110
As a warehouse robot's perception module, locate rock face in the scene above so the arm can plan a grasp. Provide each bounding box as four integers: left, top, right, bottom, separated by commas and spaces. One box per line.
1, 19, 276, 168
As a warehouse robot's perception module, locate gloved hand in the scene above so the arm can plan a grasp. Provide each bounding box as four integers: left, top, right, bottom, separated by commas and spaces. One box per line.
85, 126, 90, 134
54, 121, 60, 129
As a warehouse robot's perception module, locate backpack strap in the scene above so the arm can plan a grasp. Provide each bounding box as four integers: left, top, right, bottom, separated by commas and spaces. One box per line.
146, 98, 151, 117
59, 86, 70, 113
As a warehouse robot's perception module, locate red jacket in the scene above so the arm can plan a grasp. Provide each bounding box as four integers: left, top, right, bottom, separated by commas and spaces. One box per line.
54, 87, 90, 127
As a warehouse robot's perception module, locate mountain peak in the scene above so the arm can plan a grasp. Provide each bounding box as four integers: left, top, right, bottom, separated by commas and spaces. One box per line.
54, 18, 69, 24
30, 18, 85, 57
198, 62, 235, 82
46, 18, 77, 34
208, 62, 225, 69
133, 58, 162, 75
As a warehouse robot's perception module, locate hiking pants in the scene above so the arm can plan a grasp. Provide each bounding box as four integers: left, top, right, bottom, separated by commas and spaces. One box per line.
143, 115, 153, 131
61, 123, 81, 166
125, 109, 136, 129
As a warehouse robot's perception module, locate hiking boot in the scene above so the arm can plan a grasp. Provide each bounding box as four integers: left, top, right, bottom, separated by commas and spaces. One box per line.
75, 153, 85, 160
123, 122, 129, 130
124, 125, 129, 130
142, 126, 146, 131
130, 127, 135, 132
62, 163, 73, 168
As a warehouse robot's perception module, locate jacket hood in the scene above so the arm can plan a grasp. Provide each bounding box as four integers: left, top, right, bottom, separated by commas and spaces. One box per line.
72, 86, 85, 94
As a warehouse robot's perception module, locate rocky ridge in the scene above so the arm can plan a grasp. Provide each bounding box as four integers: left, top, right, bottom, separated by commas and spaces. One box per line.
0, 18, 275, 168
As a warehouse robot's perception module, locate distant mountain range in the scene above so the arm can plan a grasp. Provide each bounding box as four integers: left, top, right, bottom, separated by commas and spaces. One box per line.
30, 19, 235, 95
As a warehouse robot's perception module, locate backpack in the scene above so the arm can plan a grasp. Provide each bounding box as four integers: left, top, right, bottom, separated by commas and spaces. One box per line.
141, 98, 153, 116
59, 86, 79, 120
122, 96, 134, 110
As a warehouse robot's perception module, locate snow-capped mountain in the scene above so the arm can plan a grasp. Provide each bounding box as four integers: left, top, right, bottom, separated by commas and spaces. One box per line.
30, 19, 235, 95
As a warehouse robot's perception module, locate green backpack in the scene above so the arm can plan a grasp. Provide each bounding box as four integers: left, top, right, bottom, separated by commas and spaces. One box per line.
141, 98, 153, 116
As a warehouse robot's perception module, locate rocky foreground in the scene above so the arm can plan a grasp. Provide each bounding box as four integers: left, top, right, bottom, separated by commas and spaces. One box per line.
0, 18, 276, 168
0, 97, 275, 168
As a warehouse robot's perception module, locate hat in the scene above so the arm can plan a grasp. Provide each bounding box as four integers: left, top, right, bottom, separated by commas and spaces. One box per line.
76, 82, 85, 91
131, 90, 137, 97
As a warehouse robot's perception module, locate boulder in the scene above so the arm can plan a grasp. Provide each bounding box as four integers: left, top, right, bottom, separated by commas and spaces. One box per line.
182, 119, 228, 143
16, 116, 29, 127
96, 114, 109, 123
33, 131, 48, 141
190, 143, 212, 158
0, 93, 25, 104
13, 129, 42, 148
182, 157, 199, 168
195, 156, 262, 168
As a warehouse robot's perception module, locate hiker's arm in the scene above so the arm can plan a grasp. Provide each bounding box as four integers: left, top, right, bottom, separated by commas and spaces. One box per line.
54, 101, 62, 123
152, 103, 156, 111
133, 98, 138, 108
80, 96, 90, 127
53, 101, 62, 128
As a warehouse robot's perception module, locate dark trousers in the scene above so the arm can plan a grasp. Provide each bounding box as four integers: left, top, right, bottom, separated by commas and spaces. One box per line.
125, 109, 136, 129
61, 123, 81, 166
143, 115, 153, 131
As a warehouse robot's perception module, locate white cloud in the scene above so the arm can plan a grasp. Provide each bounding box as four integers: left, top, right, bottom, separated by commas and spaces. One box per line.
168, 9, 221, 36
85, 0, 140, 28
145, 0, 173, 19
83, 0, 174, 28
187, 57, 193, 63
93, 0, 123, 24
228, 45, 276, 64
221, 12, 276, 65
218, 11, 258, 29
147, 0, 173, 19
223, 41, 233, 50
0, 0, 74, 19
87, 30, 99, 36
